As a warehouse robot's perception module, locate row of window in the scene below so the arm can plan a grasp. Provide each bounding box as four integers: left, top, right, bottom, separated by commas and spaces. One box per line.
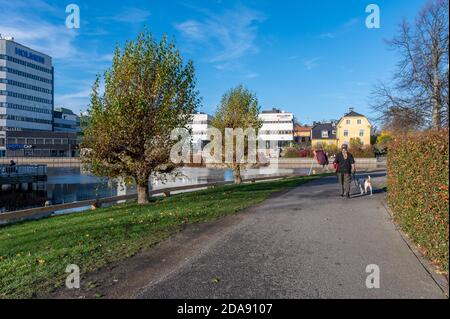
0, 79, 52, 94
0, 66, 53, 84
0, 114, 52, 124
0, 102, 52, 114
344, 130, 365, 137
6, 137, 77, 145
262, 121, 293, 124
0, 126, 49, 132
322, 129, 365, 138
0, 90, 52, 105
345, 119, 363, 125
0, 54, 52, 74
259, 130, 294, 135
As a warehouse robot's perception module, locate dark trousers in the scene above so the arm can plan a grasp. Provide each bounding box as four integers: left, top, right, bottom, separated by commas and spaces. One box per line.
338, 173, 351, 195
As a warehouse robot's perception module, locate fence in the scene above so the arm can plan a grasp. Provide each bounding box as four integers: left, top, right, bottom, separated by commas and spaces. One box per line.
0, 157, 81, 167
0, 175, 294, 224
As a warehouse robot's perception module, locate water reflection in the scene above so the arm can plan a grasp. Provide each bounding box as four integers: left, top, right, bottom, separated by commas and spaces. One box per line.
0, 167, 308, 213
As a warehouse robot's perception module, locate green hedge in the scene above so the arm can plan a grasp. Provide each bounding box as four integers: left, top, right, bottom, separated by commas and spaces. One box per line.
387, 129, 449, 272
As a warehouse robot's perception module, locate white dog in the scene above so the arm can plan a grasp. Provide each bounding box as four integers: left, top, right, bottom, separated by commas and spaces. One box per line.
358, 176, 373, 196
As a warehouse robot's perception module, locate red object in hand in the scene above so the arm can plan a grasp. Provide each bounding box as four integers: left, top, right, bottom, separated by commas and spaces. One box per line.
333, 162, 338, 170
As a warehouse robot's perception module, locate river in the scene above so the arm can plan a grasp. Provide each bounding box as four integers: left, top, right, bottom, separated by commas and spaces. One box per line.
0, 166, 309, 213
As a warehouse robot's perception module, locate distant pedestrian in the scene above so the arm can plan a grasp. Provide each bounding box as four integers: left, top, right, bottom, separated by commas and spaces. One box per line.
333, 144, 355, 198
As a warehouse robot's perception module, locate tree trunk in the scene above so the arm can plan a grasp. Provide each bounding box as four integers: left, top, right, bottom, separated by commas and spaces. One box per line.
137, 180, 150, 204
233, 164, 242, 184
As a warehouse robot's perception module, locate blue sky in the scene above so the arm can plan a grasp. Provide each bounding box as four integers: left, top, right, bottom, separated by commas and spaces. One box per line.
0, 0, 428, 124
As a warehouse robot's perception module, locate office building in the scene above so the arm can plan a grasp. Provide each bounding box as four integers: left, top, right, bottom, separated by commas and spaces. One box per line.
187, 112, 213, 149
258, 108, 294, 149
0, 36, 54, 157
53, 107, 80, 133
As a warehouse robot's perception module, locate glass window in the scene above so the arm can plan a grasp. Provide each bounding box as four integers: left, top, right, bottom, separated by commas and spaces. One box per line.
321, 130, 329, 138
346, 120, 351, 125
344, 130, 349, 137
359, 129, 364, 137
357, 119, 362, 125
17, 138, 26, 144
26, 138, 35, 144
35, 138, 44, 144
45, 139, 53, 145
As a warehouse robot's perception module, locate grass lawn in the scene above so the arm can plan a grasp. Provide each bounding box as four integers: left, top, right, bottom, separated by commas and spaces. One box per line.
0, 174, 326, 298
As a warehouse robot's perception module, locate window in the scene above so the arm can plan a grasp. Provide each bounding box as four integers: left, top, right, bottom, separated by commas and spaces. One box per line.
357, 119, 362, 125
359, 129, 364, 137
321, 130, 329, 138
346, 120, 351, 125
35, 138, 44, 144
45, 139, 53, 145
332, 130, 336, 135
26, 138, 35, 144
344, 130, 349, 137
17, 138, 26, 144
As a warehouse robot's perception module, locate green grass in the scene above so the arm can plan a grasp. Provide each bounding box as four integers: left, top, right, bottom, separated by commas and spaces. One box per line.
0, 174, 326, 298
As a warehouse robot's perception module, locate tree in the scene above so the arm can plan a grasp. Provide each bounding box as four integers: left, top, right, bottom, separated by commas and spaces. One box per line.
211, 85, 262, 184
371, 0, 449, 130
82, 31, 199, 204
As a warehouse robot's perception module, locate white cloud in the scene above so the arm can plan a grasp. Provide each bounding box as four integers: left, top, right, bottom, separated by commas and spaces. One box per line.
303, 57, 321, 70
175, 5, 265, 63
100, 7, 151, 24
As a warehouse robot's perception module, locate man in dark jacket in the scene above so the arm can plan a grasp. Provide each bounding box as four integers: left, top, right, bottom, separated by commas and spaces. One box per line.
333, 144, 355, 198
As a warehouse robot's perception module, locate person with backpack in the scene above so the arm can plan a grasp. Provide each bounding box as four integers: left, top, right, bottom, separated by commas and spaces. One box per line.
333, 144, 355, 198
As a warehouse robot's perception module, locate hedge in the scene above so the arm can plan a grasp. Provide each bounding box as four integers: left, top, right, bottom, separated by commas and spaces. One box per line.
387, 129, 449, 272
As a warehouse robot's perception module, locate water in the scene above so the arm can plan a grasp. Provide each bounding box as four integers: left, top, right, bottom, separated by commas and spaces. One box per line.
0, 166, 309, 213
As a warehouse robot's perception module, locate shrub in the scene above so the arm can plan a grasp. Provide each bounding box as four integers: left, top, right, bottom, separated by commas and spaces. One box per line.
387, 129, 449, 272
283, 147, 313, 158
350, 145, 376, 158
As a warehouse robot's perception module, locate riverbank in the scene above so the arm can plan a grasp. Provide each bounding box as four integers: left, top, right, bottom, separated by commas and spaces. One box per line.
0, 174, 328, 298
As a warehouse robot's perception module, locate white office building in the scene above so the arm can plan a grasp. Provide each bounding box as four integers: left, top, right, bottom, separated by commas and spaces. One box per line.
187, 112, 213, 149
258, 108, 294, 149
0, 36, 54, 157
53, 107, 80, 133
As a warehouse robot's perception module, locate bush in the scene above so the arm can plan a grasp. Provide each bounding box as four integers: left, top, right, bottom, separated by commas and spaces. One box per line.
387, 129, 449, 272
283, 147, 313, 158
350, 145, 376, 158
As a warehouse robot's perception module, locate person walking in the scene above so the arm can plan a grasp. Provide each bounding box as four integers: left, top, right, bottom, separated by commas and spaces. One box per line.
333, 144, 355, 198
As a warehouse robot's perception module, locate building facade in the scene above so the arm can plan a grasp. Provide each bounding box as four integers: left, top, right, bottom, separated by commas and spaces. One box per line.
294, 124, 312, 144
258, 108, 294, 149
187, 112, 213, 150
311, 122, 337, 147
4, 131, 78, 157
336, 109, 372, 146
0, 36, 54, 157
53, 107, 80, 133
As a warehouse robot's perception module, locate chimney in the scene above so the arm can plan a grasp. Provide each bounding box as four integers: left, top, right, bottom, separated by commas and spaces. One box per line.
349, 107, 354, 113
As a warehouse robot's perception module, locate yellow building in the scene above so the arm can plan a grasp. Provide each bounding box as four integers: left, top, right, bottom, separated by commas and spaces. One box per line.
336, 109, 372, 146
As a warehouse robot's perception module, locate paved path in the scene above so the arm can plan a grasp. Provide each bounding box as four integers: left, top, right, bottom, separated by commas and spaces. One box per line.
137, 173, 445, 299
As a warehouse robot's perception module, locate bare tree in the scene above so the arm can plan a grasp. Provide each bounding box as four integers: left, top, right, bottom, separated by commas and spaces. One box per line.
371, 0, 449, 130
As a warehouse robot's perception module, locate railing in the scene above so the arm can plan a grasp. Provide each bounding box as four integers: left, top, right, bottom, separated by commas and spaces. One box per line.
0, 164, 47, 176
0, 174, 295, 223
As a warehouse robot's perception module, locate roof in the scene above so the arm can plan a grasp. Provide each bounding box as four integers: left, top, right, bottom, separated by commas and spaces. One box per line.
311, 123, 336, 140
343, 110, 365, 117
294, 125, 312, 133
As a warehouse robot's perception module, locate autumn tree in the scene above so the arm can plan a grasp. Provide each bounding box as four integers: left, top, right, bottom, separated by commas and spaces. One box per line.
82, 31, 199, 204
371, 0, 449, 130
211, 85, 262, 184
